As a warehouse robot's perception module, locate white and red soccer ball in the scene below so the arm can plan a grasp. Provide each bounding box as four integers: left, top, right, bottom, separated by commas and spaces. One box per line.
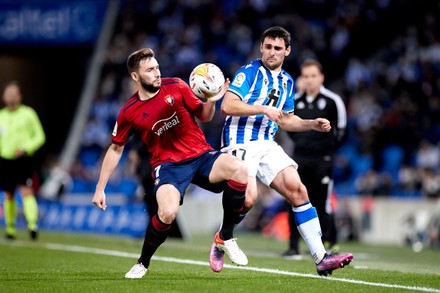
189, 63, 225, 99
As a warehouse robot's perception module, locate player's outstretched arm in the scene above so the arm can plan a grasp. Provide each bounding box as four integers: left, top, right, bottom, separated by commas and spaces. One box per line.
92, 143, 125, 210
279, 114, 331, 132
208, 78, 230, 102
220, 91, 281, 120
197, 79, 231, 122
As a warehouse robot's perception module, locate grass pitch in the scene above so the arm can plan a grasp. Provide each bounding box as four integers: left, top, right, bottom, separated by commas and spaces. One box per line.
1, 230, 439, 293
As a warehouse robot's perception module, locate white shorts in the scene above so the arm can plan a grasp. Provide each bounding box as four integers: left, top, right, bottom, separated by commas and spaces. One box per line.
222, 140, 298, 186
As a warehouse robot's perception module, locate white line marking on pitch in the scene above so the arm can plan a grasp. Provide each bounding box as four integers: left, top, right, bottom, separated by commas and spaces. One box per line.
2, 240, 440, 293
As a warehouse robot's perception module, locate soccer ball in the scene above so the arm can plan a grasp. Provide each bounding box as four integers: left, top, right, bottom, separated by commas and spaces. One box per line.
189, 63, 225, 99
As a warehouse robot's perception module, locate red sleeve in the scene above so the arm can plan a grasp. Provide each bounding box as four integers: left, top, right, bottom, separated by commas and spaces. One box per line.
111, 109, 133, 145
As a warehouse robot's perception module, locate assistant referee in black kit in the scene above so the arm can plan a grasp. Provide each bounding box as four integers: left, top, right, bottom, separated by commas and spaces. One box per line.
283, 59, 347, 258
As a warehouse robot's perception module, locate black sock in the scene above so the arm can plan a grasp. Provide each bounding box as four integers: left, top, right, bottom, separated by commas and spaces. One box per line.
220, 180, 247, 240
138, 214, 171, 267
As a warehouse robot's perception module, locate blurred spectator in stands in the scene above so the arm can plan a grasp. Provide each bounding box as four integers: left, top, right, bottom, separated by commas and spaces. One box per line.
39, 154, 72, 200
415, 140, 440, 172
356, 170, 395, 197
420, 168, 440, 199
333, 154, 353, 183
398, 164, 421, 193
81, 116, 110, 151
355, 170, 380, 196
427, 202, 440, 249
344, 58, 372, 93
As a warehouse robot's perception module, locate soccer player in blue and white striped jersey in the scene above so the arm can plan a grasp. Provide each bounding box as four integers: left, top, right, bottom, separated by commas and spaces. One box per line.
209, 26, 353, 276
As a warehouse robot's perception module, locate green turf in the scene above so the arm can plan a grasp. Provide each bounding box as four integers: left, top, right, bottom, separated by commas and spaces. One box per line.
1, 230, 439, 293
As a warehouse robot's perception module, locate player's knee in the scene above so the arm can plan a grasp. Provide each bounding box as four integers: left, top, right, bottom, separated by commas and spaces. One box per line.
157, 208, 178, 224
230, 159, 248, 182
243, 196, 255, 211
241, 188, 257, 211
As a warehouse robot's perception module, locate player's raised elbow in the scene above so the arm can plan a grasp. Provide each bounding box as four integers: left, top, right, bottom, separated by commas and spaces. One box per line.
198, 115, 213, 123
278, 115, 293, 130
220, 93, 240, 116
220, 103, 228, 116
278, 120, 288, 130
198, 109, 215, 122
279, 113, 301, 132
221, 101, 236, 116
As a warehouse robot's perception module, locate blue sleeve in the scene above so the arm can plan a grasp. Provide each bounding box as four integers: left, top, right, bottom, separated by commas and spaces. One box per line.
282, 77, 295, 113
228, 64, 256, 100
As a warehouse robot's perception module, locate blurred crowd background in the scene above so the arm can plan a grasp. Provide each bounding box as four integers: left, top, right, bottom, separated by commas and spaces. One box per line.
72, 0, 440, 200
1, 0, 440, 245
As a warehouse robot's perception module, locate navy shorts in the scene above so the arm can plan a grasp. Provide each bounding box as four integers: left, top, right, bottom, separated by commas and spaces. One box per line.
152, 150, 227, 203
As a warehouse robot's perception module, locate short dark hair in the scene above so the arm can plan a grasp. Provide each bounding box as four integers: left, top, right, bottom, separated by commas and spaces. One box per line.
127, 48, 155, 74
300, 58, 324, 74
261, 26, 291, 49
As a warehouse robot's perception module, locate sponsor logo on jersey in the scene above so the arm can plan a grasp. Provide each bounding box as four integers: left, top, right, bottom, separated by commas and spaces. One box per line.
151, 112, 180, 136
112, 122, 118, 136
232, 72, 246, 87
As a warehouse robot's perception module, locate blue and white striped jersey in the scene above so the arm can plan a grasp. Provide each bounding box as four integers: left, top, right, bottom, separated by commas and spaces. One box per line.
221, 59, 295, 147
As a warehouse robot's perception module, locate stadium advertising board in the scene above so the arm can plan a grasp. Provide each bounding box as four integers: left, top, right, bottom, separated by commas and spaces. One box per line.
0, 0, 107, 45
